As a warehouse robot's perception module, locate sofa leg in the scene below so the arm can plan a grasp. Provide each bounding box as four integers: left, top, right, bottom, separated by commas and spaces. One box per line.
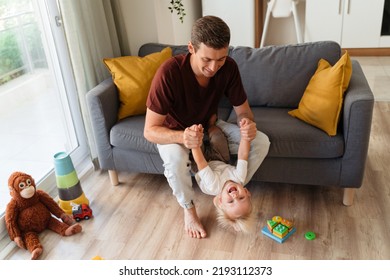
343, 188, 355, 206
108, 170, 119, 186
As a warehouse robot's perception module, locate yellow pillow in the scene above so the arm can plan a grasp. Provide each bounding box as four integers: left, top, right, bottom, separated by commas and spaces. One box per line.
288, 51, 352, 136
104, 47, 172, 120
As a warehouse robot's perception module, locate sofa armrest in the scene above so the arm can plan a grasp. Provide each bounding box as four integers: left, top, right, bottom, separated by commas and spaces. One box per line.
340, 60, 374, 187
86, 78, 119, 170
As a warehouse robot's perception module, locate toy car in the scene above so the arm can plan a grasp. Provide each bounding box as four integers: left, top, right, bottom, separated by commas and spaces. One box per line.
72, 204, 93, 222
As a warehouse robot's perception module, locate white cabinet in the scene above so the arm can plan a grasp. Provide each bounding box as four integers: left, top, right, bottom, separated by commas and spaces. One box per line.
305, 0, 385, 48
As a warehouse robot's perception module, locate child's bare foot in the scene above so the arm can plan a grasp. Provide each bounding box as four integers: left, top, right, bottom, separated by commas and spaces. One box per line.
184, 207, 207, 239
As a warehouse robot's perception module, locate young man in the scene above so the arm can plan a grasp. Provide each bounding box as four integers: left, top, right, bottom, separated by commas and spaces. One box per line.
144, 16, 270, 239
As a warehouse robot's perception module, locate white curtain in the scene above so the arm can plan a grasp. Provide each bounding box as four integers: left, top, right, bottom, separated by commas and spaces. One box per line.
58, 0, 121, 160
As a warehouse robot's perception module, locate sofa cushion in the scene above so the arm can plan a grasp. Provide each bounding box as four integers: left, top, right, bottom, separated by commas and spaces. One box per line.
110, 116, 158, 154
230, 41, 341, 108
288, 51, 352, 136
230, 107, 345, 159
104, 47, 172, 120
112, 107, 345, 160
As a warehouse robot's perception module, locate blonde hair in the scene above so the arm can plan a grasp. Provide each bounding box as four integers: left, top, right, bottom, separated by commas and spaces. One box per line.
215, 202, 257, 234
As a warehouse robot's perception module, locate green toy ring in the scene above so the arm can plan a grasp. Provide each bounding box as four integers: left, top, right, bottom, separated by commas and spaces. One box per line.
305, 231, 316, 240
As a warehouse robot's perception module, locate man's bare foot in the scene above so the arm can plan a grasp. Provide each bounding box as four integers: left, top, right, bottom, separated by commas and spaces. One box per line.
184, 207, 207, 239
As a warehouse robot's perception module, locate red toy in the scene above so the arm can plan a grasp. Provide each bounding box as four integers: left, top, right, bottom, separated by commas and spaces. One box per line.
72, 204, 93, 222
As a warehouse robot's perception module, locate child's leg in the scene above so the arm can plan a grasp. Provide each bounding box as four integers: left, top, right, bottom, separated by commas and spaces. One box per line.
204, 124, 230, 163
215, 119, 270, 185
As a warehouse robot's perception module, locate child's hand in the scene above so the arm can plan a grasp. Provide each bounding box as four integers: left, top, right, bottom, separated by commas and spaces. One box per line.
188, 124, 203, 133
239, 118, 249, 128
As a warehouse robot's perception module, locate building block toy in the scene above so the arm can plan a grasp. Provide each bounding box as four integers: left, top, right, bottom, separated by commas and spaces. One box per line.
305, 231, 316, 240
262, 215, 296, 243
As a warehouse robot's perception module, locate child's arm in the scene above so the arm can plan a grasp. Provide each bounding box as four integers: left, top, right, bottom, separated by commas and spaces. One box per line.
192, 146, 208, 171
238, 118, 251, 161
190, 124, 208, 171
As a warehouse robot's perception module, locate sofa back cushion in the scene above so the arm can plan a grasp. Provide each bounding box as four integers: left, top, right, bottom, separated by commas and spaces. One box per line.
231, 41, 341, 108
139, 41, 342, 109
139, 43, 188, 57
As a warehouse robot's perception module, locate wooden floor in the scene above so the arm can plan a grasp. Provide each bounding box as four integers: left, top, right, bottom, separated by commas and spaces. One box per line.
3, 102, 390, 260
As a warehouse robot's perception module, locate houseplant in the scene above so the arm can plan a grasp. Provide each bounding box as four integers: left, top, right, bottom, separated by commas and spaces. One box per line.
168, 0, 186, 23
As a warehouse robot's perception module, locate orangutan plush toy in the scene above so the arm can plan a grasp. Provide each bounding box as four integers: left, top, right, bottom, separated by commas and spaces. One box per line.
5, 171, 82, 260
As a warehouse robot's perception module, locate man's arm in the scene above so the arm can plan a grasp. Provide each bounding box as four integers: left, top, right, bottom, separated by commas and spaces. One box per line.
144, 108, 203, 148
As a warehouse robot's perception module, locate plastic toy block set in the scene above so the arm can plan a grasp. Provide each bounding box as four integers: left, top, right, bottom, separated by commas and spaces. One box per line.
261, 215, 296, 243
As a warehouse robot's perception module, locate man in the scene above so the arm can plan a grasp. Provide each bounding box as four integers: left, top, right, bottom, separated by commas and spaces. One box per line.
144, 16, 270, 239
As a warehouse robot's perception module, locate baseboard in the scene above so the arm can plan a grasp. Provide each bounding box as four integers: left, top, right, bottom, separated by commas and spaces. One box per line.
343, 48, 390, 56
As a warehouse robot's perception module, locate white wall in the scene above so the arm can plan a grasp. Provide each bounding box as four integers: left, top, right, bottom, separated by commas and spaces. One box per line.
112, 0, 305, 56
114, 0, 202, 56
202, 0, 256, 47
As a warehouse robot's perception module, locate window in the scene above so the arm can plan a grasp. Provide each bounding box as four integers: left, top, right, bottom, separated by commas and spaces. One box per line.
0, 0, 90, 231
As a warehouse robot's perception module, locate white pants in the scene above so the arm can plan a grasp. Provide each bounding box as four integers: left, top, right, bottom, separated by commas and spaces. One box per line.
157, 119, 270, 209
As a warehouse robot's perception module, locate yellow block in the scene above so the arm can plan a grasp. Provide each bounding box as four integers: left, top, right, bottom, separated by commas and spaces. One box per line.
58, 192, 90, 214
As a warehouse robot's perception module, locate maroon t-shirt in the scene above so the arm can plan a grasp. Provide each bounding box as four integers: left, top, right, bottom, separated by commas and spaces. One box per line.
146, 53, 247, 130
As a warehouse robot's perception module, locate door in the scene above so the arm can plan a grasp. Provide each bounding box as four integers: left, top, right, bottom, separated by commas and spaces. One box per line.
305, 0, 385, 48
305, 0, 343, 43
341, 0, 384, 48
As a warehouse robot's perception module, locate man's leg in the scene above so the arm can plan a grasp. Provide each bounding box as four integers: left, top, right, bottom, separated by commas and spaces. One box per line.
244, 130, 270, 184
157, 143, 207, 238
215, 119, 270, 185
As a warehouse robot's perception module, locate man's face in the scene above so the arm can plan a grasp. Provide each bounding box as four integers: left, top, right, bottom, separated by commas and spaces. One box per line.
188, 42, 229, 78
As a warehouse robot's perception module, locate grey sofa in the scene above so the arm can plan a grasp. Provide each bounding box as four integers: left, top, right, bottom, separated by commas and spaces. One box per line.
86, 41, 374, 206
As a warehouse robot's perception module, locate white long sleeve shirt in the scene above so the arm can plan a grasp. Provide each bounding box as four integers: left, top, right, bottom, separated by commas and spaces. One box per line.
194, 159, 248, 195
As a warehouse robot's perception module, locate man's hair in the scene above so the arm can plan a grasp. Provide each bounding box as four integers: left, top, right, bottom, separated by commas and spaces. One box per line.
215, 202, 257, 234
191, 15, 230, 52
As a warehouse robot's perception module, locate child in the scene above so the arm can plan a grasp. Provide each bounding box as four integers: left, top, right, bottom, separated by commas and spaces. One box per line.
190, 118, 256, 233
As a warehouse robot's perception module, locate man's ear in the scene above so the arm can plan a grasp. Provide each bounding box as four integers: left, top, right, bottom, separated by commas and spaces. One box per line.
213, 196, 222, 209
188, 41, 195, 54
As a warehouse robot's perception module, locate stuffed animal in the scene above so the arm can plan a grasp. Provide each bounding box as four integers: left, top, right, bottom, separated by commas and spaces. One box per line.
5, 171, 82, 260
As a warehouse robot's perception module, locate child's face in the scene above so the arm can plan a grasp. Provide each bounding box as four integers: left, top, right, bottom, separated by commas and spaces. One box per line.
214, 181, 252, 219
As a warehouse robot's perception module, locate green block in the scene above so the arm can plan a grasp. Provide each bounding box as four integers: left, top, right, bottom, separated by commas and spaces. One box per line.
56, 170, 79, 188
267, 220, 277, 229
274, 224, 288, 235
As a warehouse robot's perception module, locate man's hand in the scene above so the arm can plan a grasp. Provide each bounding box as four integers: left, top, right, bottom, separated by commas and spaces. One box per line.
183, 124, 204, 149
239, 118, 257, 142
